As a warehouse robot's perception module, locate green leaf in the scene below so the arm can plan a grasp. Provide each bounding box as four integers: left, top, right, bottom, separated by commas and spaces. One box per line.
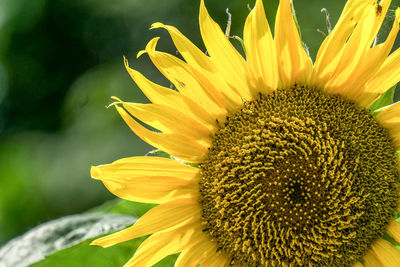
30, 237, 178, 267
31, 238, 144, 267
369, 86, 395, 112
0, 213, 136, 267
0, 198, 177, 266
0, 197, 175, 266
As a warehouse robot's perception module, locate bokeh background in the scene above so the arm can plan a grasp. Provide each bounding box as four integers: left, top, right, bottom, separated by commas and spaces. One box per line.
1, 0, 399, 246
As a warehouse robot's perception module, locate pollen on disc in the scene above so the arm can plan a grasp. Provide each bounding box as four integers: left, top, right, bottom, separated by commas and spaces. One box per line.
199, 85, 400, 267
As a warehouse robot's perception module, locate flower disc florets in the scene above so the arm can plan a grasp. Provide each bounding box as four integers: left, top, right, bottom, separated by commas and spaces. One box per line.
199, 86, 400, 266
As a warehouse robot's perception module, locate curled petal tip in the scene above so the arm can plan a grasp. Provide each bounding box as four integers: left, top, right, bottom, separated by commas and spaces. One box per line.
90, 239, 108, 247
150, 22, 164, 30
105, 102, 117, 109
110, 96, 123, 102
137, 50, 146, 59
146, 37, 160, 51
139, 37, 160, 58
90, 166, 102, 180
89, 240, 99, 246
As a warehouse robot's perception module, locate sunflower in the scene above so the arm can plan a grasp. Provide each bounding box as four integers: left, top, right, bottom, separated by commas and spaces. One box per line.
90, 0, 400, 266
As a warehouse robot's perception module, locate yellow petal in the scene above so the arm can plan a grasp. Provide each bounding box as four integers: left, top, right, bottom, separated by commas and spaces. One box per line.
274, 0, 312, 88
175, 237, 218, 267
366, 49, 400, 104
311, 0, 375, 87
124, 223, 203, 267
375, 101, 400, 148
386, 219, 400, 244
150, 22, 215, 72
352, 262, 364, 267
174, 250, 191, 267
363, 251, 382, 267
92, 156, 199, 179
115, 105, 208, 162
90, 156, 200, 203
121, 102, 212, 142
364, 238, 400, 267
103, 178, 197, 205
361, 9, 400, 106
91, 198, 200, 247
342, 5, 399, 106
325, 0, 392, 99
150, 23, 243, 111
186, 61, 242, 113
174, 250, 200, 267
244, 0, 277, 93
199, 0, 253, 100
142, 37, 228, 118
124, 58, 216, 128
201, 251, 230, 267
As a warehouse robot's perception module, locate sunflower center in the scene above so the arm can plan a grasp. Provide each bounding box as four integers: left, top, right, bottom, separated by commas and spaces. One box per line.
199, 86, 400, 266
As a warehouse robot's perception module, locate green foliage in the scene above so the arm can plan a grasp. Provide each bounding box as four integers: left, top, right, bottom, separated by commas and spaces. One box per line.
32, 238, 142, 267
31, 237, 177, 267
29, 199, 177, 267
0, 198, 176, 266
370, 86, 395, 113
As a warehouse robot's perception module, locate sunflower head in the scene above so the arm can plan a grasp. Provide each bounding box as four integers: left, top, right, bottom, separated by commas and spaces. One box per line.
200, 85, 400, 266
90, 0, 400, 266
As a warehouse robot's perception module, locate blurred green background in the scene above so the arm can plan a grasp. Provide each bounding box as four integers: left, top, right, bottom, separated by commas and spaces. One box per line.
1, 0, 399, 246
